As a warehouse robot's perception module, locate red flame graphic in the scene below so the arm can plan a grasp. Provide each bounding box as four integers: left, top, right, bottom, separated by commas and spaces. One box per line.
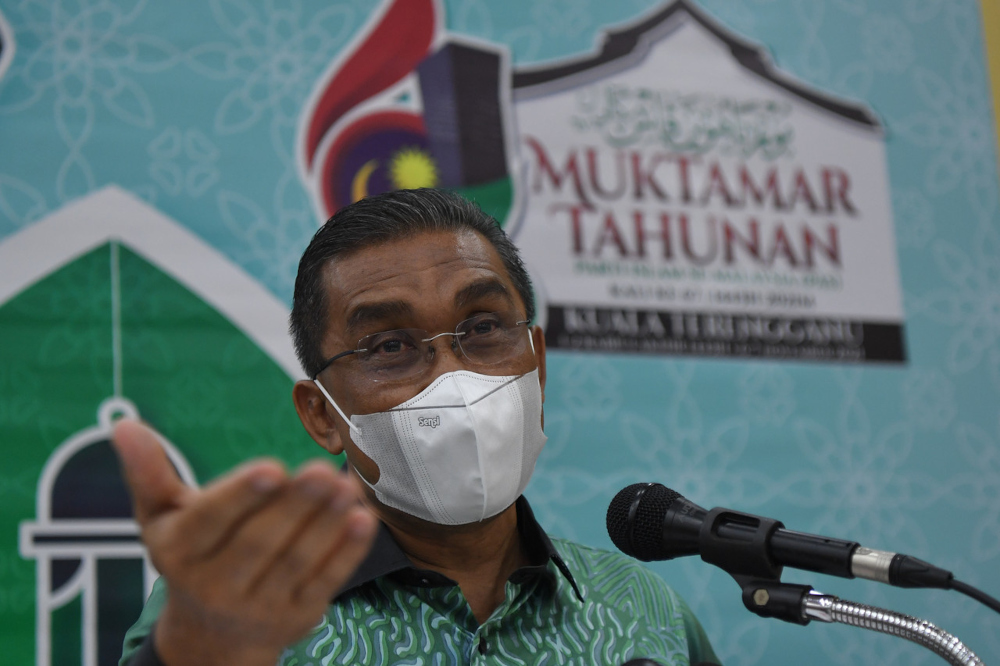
303, 0, 436, 172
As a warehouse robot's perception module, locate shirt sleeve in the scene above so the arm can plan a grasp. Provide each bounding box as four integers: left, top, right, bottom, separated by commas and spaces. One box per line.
119, 577, 168, 666
125, 632, 166, 666
676, 594, 721, 665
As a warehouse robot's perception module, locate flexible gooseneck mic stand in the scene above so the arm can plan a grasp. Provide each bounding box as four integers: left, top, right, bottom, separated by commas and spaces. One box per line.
738, 578, 984, 666
696, 509, 986, 664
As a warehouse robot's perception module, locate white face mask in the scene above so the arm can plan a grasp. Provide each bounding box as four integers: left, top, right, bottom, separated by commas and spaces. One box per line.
314, 369, 547, 525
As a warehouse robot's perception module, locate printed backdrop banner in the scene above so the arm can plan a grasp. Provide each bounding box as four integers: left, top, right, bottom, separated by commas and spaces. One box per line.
0, 1, 999, 665
513, 3, 905, 363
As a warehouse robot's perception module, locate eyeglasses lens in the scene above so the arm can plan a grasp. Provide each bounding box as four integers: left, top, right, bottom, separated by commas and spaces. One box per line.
355, 312, 527, 382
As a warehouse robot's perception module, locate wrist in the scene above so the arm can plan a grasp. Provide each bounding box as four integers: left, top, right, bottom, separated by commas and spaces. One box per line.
154, 598, 283, 666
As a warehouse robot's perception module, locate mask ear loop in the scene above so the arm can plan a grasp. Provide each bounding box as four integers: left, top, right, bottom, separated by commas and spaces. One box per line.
313, 379, 361, 436
526, 324, 545, 392
517, 319, 536, 357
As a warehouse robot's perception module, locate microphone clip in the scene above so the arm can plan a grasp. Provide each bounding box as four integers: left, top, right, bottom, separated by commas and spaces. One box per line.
698, 508, 818, 624
698, 508, 819, 624
732, 576, 814, 625
700, 507, 784, 579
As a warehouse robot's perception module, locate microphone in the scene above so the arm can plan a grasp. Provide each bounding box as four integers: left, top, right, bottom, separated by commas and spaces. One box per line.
606, 482, 953, 590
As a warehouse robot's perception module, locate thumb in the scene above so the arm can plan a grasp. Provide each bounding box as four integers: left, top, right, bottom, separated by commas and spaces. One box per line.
112, 418, 190, 524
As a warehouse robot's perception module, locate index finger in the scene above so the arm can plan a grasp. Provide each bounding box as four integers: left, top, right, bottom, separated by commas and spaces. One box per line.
113, 418, 292, 558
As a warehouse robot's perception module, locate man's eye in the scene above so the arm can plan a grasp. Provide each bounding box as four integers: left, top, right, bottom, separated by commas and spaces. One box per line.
366, 333, 416, 355
465, 315, 503, 337
374, 339, 404, 354
472, 321, 499, 335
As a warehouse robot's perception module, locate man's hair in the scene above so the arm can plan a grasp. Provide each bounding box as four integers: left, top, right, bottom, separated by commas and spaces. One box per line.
290, 188, 535, 378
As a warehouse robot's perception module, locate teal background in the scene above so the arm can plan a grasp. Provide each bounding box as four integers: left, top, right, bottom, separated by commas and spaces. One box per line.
0, 0, 998, 664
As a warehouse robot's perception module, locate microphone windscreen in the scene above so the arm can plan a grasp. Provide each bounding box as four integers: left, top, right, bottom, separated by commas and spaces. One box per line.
606, 483, 680, 560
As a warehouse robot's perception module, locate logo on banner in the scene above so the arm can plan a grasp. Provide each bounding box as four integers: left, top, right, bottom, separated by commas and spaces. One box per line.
1, 187, 312, 665
19, 398, 197, 666
297, 0, 521, 228
511, 0, 906, 363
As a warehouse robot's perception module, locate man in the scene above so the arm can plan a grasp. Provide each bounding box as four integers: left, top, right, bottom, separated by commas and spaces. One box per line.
116, 189, 720, 665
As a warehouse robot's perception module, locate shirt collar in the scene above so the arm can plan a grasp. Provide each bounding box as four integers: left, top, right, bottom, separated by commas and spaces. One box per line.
335, 496, 584, 603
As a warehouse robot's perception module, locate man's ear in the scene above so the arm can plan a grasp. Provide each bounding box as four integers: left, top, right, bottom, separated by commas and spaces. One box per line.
292, 379, 344, 455
530, 325, 547, 403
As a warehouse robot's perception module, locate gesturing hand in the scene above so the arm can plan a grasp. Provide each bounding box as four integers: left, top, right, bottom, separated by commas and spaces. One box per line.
112, 419, 378, 666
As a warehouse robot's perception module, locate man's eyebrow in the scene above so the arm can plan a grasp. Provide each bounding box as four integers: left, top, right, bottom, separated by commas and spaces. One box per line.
454, 278, 514, 309
345, 300, 414, 336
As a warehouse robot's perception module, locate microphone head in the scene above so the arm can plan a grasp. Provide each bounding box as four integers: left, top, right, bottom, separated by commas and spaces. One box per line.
607, 483, 681, 560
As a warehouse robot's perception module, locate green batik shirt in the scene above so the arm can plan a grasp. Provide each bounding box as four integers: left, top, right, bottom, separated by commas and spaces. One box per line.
121, 498, 720, 666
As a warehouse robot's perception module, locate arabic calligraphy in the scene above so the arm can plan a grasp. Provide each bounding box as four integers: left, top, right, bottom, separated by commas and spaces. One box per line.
572, 85, 794, 159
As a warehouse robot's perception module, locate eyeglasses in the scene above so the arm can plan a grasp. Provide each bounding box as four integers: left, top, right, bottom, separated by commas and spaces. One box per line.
312, 311, 531, 383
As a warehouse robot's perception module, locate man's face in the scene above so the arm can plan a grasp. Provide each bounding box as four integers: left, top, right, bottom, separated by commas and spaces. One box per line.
294, 228, 546, 509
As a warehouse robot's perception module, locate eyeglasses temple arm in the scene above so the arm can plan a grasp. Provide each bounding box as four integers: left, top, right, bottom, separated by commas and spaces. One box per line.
311, 348, 361, 379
